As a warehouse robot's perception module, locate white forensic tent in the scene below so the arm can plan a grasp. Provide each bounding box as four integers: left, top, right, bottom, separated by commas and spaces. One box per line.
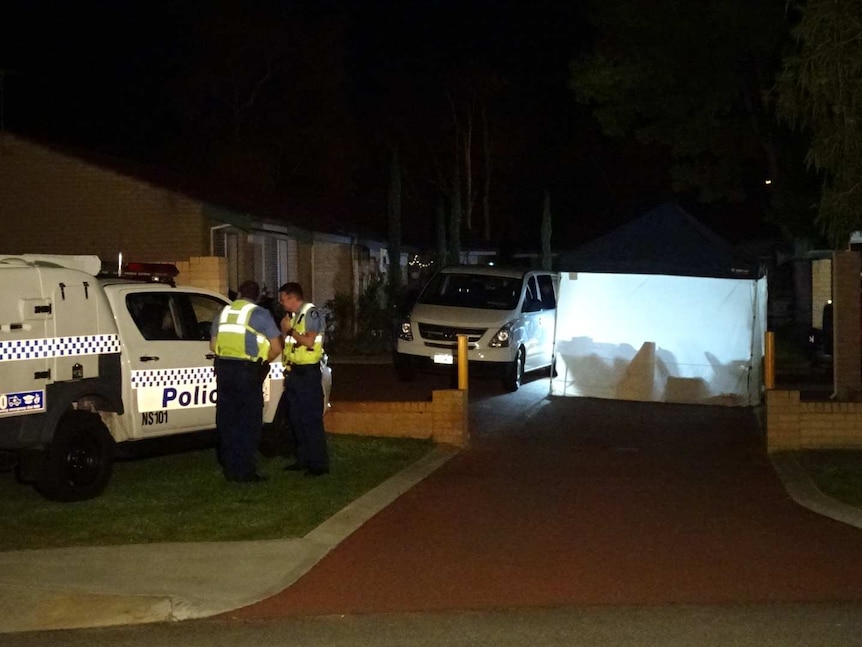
551, 204, 767, 406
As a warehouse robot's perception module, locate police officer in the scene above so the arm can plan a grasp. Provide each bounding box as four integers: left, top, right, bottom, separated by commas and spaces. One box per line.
278, 282, 329, 476
211, 280, 283, 483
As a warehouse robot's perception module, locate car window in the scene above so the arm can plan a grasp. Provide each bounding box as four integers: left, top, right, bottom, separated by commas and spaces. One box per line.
537, 274, 556, 309
417, 273, 523, 310
127, 294, 179, 341
522, 276, 543, 313
126, 292, 227, 341
187, 294, 229, 341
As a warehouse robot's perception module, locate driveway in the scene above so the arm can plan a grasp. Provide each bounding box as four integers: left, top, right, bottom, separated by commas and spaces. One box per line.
229, 366, 862, 619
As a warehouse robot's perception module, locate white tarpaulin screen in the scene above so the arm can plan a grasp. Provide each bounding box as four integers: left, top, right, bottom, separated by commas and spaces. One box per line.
550, 272, 767, 406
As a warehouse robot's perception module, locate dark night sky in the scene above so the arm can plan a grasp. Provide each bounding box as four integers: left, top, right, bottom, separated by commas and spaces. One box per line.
1, 1, 775, 249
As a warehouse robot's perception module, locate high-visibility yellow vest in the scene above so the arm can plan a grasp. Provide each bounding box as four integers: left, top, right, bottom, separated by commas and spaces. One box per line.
284, 302, 324, 365
215, 300, 270, 362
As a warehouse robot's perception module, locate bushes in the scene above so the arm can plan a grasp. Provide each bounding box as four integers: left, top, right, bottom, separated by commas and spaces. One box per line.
325, 276, 398, 356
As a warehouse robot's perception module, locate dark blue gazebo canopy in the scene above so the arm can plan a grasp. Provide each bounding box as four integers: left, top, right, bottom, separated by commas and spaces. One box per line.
555, 203, 763, 280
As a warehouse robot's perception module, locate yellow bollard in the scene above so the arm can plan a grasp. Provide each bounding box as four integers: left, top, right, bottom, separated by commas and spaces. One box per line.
457, 334, 469, 391
764, 330, 775, 390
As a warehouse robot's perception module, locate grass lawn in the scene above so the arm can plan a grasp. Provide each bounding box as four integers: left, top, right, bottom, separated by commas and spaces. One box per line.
0, 434, 433, 552
795, 450, 862, 509
772, 328, 862, 510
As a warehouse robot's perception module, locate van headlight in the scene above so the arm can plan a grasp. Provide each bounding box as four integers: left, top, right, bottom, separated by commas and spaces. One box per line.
489, 323, 511, 348
399, 319, 413, 341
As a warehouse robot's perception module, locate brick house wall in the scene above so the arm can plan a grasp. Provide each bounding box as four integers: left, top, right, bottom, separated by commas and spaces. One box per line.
312, 240, 354, 308
0, 135, 210, 263
0, 133, 386, 316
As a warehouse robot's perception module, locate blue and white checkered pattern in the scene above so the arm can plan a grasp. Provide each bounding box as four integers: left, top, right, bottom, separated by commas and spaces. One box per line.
0, 335, 121, 362
131, 362, 285, 389
131, 366, 215, 389
269, 361, 286, 380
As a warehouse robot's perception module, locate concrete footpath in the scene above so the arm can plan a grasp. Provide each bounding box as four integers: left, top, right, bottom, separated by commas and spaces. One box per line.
0, 447, 457, 633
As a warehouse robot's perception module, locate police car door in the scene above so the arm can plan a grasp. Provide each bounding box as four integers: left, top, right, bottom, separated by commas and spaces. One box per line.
119, 287, 227, 438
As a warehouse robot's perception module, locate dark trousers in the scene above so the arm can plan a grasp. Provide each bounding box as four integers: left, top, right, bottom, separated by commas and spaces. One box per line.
285, 364, 328, 470
215, 358, 263, 479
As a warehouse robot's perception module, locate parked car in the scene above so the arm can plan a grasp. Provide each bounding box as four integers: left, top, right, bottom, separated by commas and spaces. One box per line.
394, 265, 558, 391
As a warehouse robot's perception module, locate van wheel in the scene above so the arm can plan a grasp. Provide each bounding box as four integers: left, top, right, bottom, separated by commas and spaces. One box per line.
36, 412, 114, 502
394, 352, 415, 382
502, 347, 525, 392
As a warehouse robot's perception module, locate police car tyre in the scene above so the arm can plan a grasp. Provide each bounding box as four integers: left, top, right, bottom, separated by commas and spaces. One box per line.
36, 412, 115, 502
502, 346, 525, 393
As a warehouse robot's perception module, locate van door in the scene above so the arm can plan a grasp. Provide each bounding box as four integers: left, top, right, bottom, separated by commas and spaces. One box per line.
535, 273, 557, 365
521, 274, 556, 372
119, 289, 227, 439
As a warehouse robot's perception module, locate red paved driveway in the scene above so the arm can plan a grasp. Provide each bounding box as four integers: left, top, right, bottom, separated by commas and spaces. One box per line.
231, 366, 862, 618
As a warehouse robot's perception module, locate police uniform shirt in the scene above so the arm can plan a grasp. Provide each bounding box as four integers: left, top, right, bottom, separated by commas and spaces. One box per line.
301, 306, 323, 336
211, 301, 281, 359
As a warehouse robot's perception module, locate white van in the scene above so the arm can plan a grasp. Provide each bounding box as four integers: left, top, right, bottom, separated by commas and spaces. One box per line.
394, 266, 558, 391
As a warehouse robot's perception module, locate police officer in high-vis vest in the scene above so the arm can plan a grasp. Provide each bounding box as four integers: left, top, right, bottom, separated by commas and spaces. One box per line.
278, 282, 329, 476
210, 280, 283, 483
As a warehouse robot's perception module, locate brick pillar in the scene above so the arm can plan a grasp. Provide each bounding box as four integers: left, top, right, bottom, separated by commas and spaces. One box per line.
173, 256, 229, 296
832, 251, 861, 399
431, 389, 470, 448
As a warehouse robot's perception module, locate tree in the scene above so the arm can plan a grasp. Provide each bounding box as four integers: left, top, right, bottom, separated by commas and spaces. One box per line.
387, 147, 403, 290
164, 6, 361, 201
435, 196, 448, 267
571, 0, 791, 212
775, 0, 862, 246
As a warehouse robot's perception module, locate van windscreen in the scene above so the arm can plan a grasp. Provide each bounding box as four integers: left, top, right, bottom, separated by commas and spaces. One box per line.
418, 273, 522, 310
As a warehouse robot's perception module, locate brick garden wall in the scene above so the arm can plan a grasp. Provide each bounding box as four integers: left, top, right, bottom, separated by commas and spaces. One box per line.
767, 390, 862, 452
325, 389, 470, 448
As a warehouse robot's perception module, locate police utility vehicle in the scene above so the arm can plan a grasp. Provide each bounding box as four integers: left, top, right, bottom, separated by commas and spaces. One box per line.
0, 254, 301, 501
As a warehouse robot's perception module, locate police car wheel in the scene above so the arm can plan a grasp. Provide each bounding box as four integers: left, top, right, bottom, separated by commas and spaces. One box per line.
502, 347, 525, 393
37, 412, 115, 502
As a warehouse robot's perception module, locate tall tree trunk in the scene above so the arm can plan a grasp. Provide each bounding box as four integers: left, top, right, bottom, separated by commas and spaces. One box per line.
435, 196, 448, 267
541, 189, 552, 271
449, 149, 462, 265
387, 147, 402, 290
482, 107, 491, 243
463, 112, 473, 232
